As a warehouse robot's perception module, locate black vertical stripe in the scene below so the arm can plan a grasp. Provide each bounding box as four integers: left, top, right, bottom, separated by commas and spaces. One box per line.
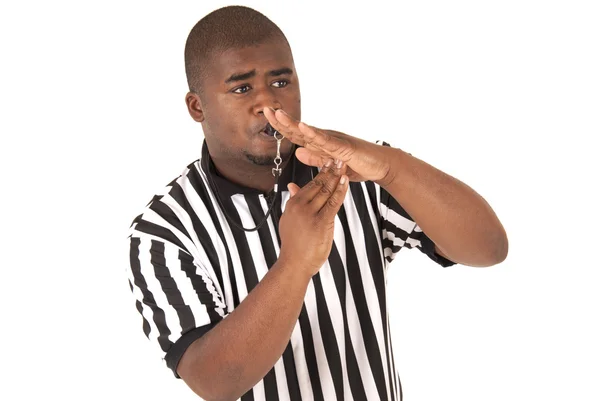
312, 274, 344, 401
169, 181, 224, 295
220, 194, 260, 291
187, 165, 240, 308
246, 195, 278, 269
344, 325, 368, 401
129, 237, 172, 352
241, 388, 255, 401
351, 184, 394, 400
271, 195, 283, 247
326, 242, 367, 401
364, 181, 382, 235
297, 304, 325, 401
263, 368, 280, 401
337, 205, 388, 401
282, 343, 302, 401
149, 240, 196, 333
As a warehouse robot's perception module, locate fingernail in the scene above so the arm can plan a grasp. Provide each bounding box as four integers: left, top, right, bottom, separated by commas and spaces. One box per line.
336, 159, 343, 169
340, 176, 347, 185
324, 159, 332, 167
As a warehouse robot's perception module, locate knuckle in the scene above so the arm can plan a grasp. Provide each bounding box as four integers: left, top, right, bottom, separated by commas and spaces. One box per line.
313, 178, 325, 187
327, 197, 339, 208
319, 185, 333, 196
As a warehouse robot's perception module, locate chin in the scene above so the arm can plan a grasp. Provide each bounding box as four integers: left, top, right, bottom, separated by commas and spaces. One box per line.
245, 153, 274, 166
244, 145, 295, 166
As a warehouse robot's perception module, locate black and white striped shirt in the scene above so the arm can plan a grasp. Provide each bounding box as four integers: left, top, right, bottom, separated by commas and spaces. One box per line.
127, 140, 455, 401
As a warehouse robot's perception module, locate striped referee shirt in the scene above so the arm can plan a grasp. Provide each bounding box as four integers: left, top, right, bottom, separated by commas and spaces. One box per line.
127, 140, 455, 401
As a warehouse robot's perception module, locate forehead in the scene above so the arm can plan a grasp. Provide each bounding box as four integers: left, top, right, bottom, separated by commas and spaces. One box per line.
206, 39, 295, 83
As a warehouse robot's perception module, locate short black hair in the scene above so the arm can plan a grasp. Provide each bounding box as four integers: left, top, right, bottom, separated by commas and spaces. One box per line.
184, 6, 290, 93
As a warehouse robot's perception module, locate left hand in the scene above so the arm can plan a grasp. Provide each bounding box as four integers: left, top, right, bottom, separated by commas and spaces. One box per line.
264, 108, 392, 183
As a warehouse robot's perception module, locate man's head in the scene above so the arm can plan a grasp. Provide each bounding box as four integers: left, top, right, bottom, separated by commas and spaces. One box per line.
184, 6, 300, 167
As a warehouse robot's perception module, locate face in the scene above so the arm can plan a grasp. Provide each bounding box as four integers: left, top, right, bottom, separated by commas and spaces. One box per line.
186, 38, 301, 167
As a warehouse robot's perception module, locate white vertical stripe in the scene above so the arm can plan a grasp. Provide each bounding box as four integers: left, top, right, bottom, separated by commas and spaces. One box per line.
343, 191, 391, 399
182, 166, 235, 311
386, 311, 398, 400
234, 194, 269, 280
273, 357, 291, 401
137, 237, 183, 345
324, 217, 354, 401
252, 380, 266, 401
304, 281, 337, 400
289, 321, 315, 401
360, 182, 386, 273
197, 166, 250, 304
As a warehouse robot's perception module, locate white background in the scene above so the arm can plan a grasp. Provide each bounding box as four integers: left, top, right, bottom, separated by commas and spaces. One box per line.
1, 0, 598, 400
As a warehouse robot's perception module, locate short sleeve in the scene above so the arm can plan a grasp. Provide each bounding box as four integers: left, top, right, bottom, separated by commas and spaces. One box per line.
375, 140, 456, 268
127, 234, 228, 377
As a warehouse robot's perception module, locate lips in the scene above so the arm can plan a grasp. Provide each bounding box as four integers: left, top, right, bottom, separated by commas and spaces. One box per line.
259, 123, 277, 137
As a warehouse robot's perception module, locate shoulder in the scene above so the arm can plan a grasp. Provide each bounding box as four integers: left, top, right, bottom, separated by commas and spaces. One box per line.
128, 159, 204, 243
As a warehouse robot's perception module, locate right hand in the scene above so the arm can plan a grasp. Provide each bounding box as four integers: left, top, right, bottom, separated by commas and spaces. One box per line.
278, 159, 349, 277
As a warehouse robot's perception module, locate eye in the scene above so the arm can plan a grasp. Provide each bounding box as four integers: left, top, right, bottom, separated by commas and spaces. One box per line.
272, 80, 289, 88
232, 85, 251, 94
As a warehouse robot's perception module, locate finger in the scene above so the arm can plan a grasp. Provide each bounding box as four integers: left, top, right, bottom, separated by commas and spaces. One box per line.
287, 183, 300, 197
290, 160, 341, 205
263, 108, 307, 147
298, 122, 354, 162
296, 147, 330, 168
318, 174, 349, 219
305, 166, 345, 211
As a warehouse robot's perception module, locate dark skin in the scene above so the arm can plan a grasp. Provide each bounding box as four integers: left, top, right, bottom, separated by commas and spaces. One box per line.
179, 38, 349, 401
185, 37, 300, 193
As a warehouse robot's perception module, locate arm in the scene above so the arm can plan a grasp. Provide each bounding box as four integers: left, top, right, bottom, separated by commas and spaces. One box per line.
262, 108, 508, 268
178, 161, 348, 400
377, 146, 508, 267
178, 257, 311, 400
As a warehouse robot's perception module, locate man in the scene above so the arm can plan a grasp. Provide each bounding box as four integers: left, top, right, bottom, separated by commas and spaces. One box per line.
127, 5, 508, 401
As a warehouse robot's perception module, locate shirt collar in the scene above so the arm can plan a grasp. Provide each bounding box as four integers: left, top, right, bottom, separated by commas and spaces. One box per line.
200, 139, 315, 198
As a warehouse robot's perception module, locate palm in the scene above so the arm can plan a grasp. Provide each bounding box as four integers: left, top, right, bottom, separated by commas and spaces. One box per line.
264, 108, 391, 183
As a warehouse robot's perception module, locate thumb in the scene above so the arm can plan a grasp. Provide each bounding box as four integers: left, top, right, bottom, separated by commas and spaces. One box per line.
287, 183, 301, 197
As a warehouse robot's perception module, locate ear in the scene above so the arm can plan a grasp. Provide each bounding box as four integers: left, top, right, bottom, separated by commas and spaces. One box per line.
185, 92, 205, 122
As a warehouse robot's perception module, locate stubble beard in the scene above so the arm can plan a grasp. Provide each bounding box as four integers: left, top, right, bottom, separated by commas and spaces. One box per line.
243, 145, 294, 166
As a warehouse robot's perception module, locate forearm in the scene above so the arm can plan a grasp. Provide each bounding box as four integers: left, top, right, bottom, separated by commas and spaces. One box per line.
378, 147, 508, 266
178, 257, 311, 401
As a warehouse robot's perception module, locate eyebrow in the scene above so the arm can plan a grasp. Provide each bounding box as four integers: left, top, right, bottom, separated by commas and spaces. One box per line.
224, 67, 293, 84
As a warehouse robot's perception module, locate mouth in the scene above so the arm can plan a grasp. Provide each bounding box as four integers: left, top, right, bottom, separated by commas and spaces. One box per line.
259, 123, 278, 138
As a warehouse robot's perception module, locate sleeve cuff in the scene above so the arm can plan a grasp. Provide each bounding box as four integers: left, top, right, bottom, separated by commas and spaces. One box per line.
164, 323, 218, 378
418, 234, 457, 268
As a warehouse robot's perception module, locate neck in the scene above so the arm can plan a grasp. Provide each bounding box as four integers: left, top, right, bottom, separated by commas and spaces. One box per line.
212, 155, 291, 194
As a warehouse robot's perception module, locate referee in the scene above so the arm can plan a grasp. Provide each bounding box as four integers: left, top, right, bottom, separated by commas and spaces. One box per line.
126, 6, 508, 401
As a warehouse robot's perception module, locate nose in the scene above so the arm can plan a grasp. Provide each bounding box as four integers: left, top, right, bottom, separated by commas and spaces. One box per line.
252, 86, 282, 116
